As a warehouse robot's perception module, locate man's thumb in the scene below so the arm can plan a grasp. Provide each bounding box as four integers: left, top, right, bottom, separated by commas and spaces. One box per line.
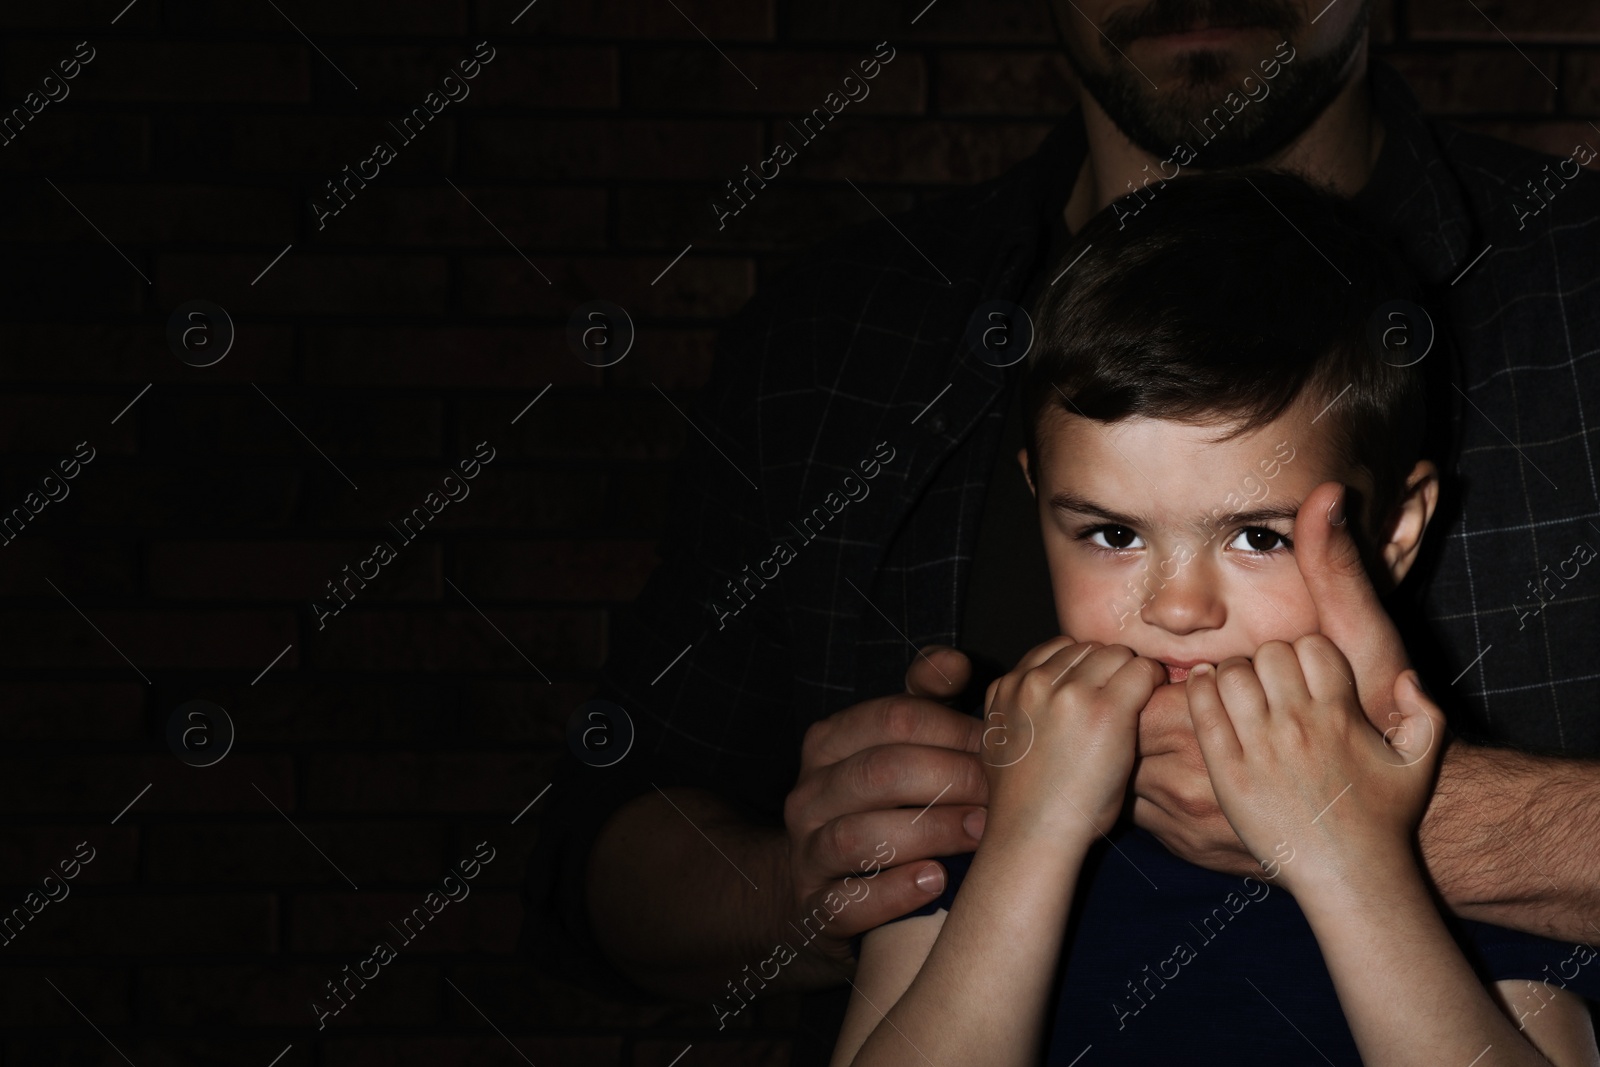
906, 644, 970, 700
1294, 482, 1378, 632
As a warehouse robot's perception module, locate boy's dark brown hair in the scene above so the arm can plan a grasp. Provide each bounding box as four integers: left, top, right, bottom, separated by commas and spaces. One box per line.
1021, 168, 1431, 542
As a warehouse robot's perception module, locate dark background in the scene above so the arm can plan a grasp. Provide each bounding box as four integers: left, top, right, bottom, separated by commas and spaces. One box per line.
1, 0, 1596, 1064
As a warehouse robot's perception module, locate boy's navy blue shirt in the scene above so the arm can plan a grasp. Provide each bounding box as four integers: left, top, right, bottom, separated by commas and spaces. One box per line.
521, 58, 1600, 1065
877, 827, 1596, 1065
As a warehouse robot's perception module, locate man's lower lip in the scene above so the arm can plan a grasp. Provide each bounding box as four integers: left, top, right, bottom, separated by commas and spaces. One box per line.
1165, 664, 1191, 683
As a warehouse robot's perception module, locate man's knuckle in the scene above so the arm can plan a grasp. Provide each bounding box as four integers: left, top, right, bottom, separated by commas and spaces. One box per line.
855, 746, 897, 795
870, 696, 912, 740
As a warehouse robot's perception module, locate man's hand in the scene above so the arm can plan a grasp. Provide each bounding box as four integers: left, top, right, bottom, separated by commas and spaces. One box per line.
1132, 482, 1421, 876
780, 643, 989, 970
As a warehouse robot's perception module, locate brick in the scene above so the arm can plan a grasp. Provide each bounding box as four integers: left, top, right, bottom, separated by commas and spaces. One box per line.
1408, 0, 1600, 41
0, 754, 292, 812
459, 679, 590, 744
785, 118, 1054, 183
0, 967, 133, 1027
149, 539, 441, 601
226, 115, 453, 174
1371, 0, 1398, 45
453, 539, 658, 601
164, 0, 468, 34
0, 824, 136, 884
146, 820, 447, 883
142, 393, 442, 460
0, 400, 135, 453
618, 185, 918, 251
1, 181, 297, 243
321, 44, 612, 106
324, 1037, 626, 1067
229, 679, 465, 741
459, 390, 686, 460
304, 327, 601, 388
0, 114, 146, 173
465, 45, 618, 108
625, 50, 924, 113
303, 751, 559, 811
458, 254, 755, 318
66, 466, 303, 529
0, 2, 157, 28
0, 893, 276, 954
0, 682, 143, 739
137, 962, 439, 1027
443, 963, 677, 1027
604, 466, 680, 531
1, 41, 310, 103
0, 245, 145, 314
156, 253, 450, 315
0, 607, 296, 671
1381, 49, 1557, 113
294, 461, 534, 531
634, 1038, 792, 1067
934, 51, 1080, 115
0, 538, 137, 597
1566, 51, 1600, 112
603, 328, 718, 390
495, 0, 772, 40
306, 608, 606, 671
460, 118, 763, 179
442, 823, 538, 889
289, 890, 521, 952
0, 323, 295, 385
312, 185, 605, 248
8, 1039, 322, 1066
786, 1, 1051, 42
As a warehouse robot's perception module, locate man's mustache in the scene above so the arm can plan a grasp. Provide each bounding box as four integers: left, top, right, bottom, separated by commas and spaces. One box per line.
1102, 0, 1299, 49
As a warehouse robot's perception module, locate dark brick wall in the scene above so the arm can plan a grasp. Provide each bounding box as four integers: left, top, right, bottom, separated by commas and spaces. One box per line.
0, 0, 1594, 1064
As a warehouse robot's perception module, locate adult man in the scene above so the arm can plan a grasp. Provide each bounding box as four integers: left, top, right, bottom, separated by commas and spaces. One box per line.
523, 0, 1600, 1060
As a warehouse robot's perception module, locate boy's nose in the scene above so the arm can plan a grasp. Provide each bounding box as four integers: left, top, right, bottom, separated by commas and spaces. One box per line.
1136, 562, 1225, 635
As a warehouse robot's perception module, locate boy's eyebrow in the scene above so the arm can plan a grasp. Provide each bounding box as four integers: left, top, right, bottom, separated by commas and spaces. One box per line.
1048, 490, 1304, 529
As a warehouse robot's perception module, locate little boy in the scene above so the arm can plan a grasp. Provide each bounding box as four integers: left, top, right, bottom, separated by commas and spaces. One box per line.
831, 170, 1600, 1066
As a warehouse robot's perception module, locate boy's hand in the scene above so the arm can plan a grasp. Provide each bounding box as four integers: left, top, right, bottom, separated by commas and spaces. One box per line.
981, 638, 1167, 851
1183, 635, 1445, 897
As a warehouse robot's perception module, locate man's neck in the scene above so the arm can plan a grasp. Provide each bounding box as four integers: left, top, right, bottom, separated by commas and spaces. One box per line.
1064, 51, 1385, 233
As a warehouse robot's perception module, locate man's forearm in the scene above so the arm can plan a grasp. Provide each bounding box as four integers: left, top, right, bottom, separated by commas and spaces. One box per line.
1418, 739, 1600, 941
586, 786, 847, 1001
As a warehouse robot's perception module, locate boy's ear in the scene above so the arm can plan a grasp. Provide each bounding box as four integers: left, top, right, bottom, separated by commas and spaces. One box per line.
1016, 447, 1037, 498
1379, 459, 1439, 586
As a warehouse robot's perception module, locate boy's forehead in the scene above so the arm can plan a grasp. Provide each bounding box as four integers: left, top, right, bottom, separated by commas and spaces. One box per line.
1036, 398, 1362, 516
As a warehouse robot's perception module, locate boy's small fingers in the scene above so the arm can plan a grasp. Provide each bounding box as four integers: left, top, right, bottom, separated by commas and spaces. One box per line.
1101, 655, 1167, 715
1384, 670, 1444, 769
1185, 663, 1243, 762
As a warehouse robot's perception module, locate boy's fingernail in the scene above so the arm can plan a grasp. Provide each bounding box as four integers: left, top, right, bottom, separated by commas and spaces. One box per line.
915, 863, 944, 893
1327, 490, 1346, 527
1190, 662, 1211, 677
964, 810, 986, 839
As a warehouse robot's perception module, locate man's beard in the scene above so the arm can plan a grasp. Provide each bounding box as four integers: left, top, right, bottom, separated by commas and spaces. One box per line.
1064, 0, 1370, 168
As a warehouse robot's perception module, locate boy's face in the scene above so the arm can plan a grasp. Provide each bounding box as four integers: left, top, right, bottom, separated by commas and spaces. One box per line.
1019, 393, 1377, 685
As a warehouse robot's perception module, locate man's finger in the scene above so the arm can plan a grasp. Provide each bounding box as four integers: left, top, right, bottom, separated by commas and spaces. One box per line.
808, 742, 988, 825
905, 644, 972, 701
802, 805, 985, 889
803, 697, 985, 768
1292, 480, 1409, 717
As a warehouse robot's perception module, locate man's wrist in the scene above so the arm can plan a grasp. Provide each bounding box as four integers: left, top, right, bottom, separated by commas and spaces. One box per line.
1415, 739, 1511, 913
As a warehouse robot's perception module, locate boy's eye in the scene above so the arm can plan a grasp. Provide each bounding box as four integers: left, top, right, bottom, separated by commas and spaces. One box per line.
1228, 526, 1290, 553
1087, 525, 1143, 550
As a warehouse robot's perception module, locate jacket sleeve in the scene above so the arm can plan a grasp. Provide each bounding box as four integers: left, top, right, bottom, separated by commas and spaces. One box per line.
517, 267, 815, 999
